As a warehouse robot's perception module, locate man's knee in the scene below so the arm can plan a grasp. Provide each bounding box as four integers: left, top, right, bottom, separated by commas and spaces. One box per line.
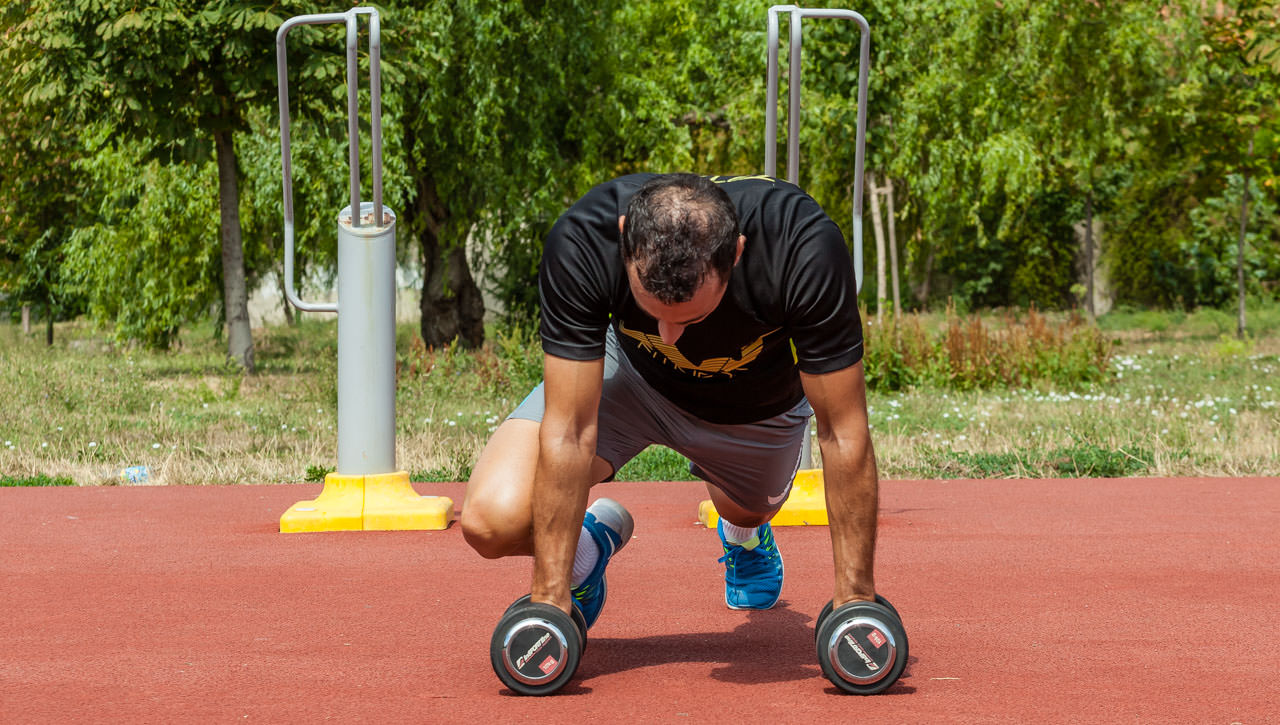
460, 492, 531, 559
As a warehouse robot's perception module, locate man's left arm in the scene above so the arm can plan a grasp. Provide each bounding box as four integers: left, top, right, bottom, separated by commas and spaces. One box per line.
800, 361, 879, 607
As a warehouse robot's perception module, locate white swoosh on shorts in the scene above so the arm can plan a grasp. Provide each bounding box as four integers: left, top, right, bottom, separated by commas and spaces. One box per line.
767, 481, 794, 506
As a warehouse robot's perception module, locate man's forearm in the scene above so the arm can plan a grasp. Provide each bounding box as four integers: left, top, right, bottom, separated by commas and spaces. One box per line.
529, 436, 593, 613
820, 436, 879, 606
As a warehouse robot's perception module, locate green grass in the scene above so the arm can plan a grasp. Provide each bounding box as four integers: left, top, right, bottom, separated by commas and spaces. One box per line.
614, 446, 699, 482
0, 473, 76, 487
1097, 297, 1280, 339
304, 464, 334, 482
913, 443, 1159, 479
0, 299, 1276, 485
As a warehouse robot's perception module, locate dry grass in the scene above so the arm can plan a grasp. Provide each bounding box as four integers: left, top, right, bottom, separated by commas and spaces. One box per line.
1, 306, 1277, 485
847, 334, 1280, 478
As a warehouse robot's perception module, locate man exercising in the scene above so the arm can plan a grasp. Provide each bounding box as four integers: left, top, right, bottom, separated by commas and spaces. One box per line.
462, 173, 878, 629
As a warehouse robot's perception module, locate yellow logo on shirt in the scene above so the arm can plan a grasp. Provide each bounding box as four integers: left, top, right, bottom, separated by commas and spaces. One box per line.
706, 174, 775, 184
618, 323, 780, 378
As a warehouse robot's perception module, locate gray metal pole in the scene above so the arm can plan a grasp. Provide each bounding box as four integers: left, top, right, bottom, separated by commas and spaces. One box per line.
277, 10, 349, 314
337, 203, 396, 473
788, 7, 803, 185
764, 7, 787, 177
369, 10, 384, 223
764, 5, 869, 292
346, 18, 361, 227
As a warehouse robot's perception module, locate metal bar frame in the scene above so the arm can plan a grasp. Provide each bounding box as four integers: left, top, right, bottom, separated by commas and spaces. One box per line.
276, 7, 385, 313
765, 5, 870, 294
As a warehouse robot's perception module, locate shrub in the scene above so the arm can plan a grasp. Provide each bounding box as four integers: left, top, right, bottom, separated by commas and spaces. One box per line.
863, 305, 1112, 392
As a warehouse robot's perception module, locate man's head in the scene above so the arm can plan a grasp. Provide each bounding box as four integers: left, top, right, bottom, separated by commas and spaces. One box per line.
621, 174, 742, 304
619, 174, 745, 345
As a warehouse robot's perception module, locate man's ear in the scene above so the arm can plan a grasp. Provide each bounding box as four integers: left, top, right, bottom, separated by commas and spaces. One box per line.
734, 234, 746, 265
618, 215, 626, 236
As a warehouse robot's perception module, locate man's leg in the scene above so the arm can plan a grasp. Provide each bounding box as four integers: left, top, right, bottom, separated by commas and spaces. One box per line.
704, 484, 774, 529
461, 330, 653, 627
710, 487, 787, 610
461, 417, 628, 629
460, 417, 614, 559
679, 401, 812, 610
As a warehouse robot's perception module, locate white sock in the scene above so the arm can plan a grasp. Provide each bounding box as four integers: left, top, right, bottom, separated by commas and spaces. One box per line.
570, 526, 599, 588
721, 521, 760, 550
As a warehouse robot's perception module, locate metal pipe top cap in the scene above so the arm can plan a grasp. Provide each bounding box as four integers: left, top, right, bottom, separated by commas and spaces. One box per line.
338, 202, 396, 234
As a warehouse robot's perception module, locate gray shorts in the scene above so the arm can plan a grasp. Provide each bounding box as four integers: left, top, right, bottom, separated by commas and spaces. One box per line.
509, 327, 813, 514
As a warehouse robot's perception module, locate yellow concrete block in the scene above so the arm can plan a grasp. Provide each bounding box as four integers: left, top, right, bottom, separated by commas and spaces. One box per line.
362, 471, 454, 531
698, 468, 828, 527
280, 473, 366, 532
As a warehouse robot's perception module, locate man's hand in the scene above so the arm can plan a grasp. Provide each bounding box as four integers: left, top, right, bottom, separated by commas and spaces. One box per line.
800, 361, 879, 607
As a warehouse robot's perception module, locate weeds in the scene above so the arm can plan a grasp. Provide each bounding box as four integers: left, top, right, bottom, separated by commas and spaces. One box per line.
864, 305, 1112, 391
0, 302, 1276, 485
0, 473, 76, 487
304, 464, 334, 482
913, 443, 1156, 479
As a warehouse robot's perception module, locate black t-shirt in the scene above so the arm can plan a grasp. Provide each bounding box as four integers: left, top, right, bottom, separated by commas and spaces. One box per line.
539, 173, 863, 424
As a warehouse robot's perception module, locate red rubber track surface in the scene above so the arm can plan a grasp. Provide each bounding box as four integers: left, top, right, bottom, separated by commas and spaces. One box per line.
2, 478, 1277, 723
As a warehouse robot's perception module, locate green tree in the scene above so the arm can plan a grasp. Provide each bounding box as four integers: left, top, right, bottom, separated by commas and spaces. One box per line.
1023, 1, 1184, 316
1195, 2, 1280, 334
386, 0, 619, 346
64, 127, 223, 348
381, 0, 774, 345
1, 0, 333, 367
0, 5, 87, 345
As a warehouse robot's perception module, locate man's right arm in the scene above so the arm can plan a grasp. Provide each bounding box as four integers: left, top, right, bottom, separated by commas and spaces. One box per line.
529, 353, 604, 615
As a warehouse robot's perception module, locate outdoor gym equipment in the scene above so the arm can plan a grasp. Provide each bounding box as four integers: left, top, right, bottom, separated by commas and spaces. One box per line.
699, 5, 872, 514
771, 5, 870, 471
275, 7, 452, 532
765, 4, 870, 296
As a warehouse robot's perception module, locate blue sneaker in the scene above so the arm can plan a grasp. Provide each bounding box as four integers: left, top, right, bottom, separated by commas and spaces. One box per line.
717, 520, 784, 610
571, 498, 634, 629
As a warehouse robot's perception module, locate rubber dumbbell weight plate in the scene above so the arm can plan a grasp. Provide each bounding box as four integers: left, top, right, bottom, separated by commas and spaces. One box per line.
490, 602, 583, 696
503, 594, 588, 653
816, 600, 908, 695
815, 594, 902, 642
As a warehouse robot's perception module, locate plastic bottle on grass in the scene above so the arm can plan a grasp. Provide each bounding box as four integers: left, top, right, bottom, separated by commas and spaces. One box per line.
112, 466, 150, 484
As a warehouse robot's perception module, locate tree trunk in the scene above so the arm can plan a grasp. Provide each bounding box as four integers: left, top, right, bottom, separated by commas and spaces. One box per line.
214, 129, 255, 372
406, 174, 485, 349
45, 303, 53, 346
885, 177, 901, 313
21, 305, 30, 335
868, 172, 887, 323
1237, 136, 1253, 340
1085, 189, 1095, 319
915, 229, 933, 305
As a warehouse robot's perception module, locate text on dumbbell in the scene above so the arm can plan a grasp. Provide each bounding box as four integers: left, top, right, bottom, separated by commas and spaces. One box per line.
516, 633, 552, 669
843, 634, 879, 670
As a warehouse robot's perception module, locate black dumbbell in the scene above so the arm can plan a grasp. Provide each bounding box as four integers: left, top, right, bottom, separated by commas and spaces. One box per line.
815, 594, 901, 642
490, 596, 586, 695
503, 594, 589, 654
814, 596, 908, 695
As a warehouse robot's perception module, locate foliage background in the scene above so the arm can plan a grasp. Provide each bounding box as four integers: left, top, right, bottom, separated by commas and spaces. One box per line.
0, 1, 1277, 351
